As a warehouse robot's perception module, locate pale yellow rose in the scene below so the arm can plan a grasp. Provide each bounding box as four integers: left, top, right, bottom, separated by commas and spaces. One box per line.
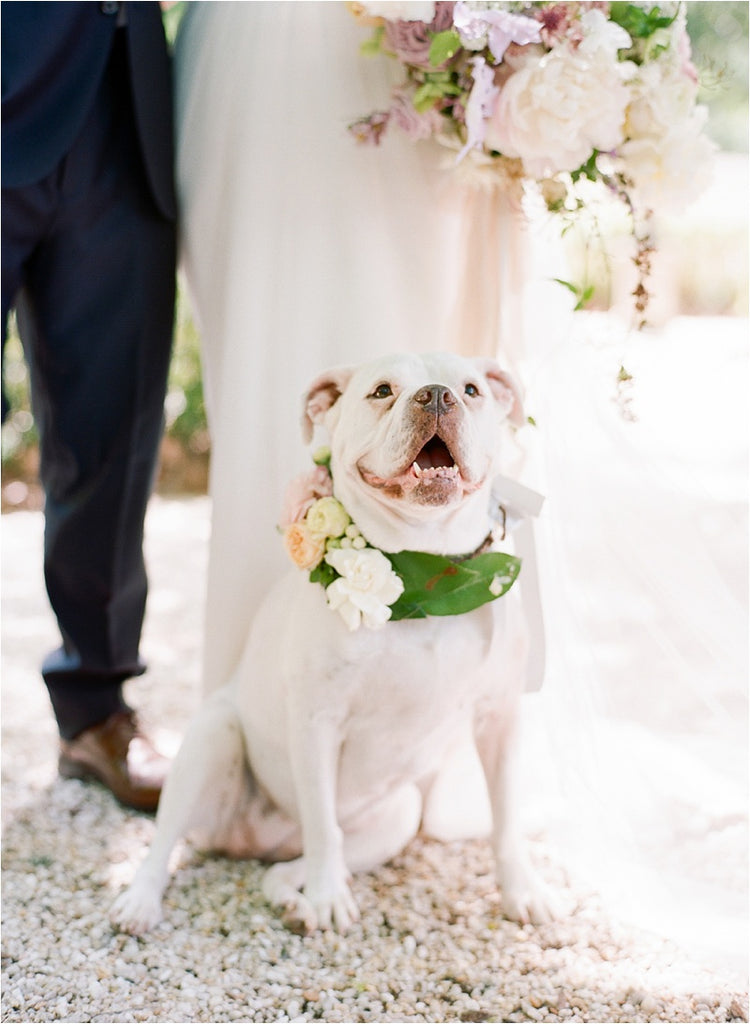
306, 497, 351, 540
283, 523, 326, 571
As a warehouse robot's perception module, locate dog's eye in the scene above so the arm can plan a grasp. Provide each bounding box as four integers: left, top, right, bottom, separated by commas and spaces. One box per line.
371, 383, 393, 400
465, 382, 481, 397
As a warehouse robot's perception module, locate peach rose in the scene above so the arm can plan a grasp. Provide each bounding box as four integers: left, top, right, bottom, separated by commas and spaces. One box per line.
283, 522, 326, 571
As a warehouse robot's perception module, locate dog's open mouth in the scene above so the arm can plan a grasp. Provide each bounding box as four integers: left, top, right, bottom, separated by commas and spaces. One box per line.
411, 436, 459, 482
359, 433, 467, 498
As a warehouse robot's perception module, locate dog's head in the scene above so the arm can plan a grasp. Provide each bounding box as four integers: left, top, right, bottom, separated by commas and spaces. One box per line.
302, 352, 524, 554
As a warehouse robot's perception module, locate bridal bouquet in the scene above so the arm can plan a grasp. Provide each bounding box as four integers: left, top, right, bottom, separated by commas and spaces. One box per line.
349, 1, 714, 321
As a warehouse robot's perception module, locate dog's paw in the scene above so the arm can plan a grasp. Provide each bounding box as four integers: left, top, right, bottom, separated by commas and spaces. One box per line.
263, 861, 360, 934
497, 860, 560, 926
303, 880, 360, 934
110, 881, 164, 936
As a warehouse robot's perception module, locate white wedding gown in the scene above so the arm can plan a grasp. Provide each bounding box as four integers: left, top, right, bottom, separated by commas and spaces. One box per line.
175, 0, 527, 691
174, 1, 747, 982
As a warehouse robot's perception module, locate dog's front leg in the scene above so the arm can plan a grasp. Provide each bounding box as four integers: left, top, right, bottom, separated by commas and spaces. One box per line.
273, 700, 358, 933
111, 691, 246, 935
475, 708, 556, 925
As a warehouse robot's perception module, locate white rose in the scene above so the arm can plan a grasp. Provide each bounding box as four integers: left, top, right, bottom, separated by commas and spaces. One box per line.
358, 1, 435, 21
486, 46, 632, 177
324, 547, 404, 631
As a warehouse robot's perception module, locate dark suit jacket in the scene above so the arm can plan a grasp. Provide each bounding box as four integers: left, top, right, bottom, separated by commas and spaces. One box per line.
1, 1, 176, 220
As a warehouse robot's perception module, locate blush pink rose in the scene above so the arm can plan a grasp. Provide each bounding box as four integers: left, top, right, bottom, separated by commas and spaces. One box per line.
280, 465, 333, 529
390, 88, 444, 140
384, 1, 455, 69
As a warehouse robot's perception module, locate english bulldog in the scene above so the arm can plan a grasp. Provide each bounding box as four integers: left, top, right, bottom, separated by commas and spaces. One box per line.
111, 351, 554, 935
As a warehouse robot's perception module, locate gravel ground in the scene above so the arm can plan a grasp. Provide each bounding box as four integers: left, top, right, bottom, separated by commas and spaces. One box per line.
2, 495, 747, 1024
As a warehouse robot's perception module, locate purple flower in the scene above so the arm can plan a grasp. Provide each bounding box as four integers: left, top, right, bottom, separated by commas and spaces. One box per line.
453, 2, 541, 62
457, 56, 499, 161
348, 112, 390, 146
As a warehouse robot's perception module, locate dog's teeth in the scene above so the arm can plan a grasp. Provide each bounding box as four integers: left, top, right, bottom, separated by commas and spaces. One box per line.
412, 462, 460, 481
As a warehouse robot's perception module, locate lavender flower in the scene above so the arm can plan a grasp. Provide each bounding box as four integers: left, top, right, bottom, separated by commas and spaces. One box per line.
453, 2, 541, 61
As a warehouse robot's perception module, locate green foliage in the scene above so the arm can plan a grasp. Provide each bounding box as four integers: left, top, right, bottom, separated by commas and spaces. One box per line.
687, 2, 749, 152
161, 1, 187, 46
165, 289, 208, 453
361, 26, 385, 56
429, 30, 461, 67
570, 152, 600, 184
552, 278, 596, 312
609, 3, 676, 40
413, 73, 462, 113
388, 550, 521, 620
0, 326, 36, 465
309, 560, 338, 590
1, 287, 208, 474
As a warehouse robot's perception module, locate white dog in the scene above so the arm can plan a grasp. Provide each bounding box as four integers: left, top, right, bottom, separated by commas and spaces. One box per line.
112, 351, 554, 935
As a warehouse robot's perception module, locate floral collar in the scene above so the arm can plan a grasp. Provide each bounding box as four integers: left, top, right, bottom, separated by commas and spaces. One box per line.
280, 449, 522, 631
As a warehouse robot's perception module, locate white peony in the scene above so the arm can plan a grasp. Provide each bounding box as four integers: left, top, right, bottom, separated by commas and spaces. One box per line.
619, 113, 715, 211
486, 44, 633, 177
325, 547, 404, 631
621, 17, 714, 212
358, 1, 435, 21
625, 58, 699, 140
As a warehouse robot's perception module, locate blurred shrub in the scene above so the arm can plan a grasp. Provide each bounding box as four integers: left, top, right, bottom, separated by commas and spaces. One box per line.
688, 2, 749, 153
1, 286, 209, 497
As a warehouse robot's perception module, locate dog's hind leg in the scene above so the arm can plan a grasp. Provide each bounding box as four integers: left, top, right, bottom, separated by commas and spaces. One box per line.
111, 690, 247, 935
262, 783, 422, 933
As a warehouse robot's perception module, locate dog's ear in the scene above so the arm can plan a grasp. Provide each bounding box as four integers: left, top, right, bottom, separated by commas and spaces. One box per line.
475, 359, 525, 428
301, 367, 354, 442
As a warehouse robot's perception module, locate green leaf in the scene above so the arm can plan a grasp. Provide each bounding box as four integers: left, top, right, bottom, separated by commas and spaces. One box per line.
310, 561, 337, 589
574, 284, 596, 311
429, 29, 461, 67
570, 151, 600, 184
413, 82, 441, 113
387, 550, 521, 620
360, 26, 385, 56
552, 278, 580, 297
412, 76, 461, 113
552, 278, 595, 311
609, 3, 676, 39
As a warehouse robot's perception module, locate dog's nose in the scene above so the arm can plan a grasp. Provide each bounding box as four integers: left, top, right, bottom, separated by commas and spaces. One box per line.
413, 385, 456, 415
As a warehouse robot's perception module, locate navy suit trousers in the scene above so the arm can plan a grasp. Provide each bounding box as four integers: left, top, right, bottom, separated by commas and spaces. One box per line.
1, 31, 176, 739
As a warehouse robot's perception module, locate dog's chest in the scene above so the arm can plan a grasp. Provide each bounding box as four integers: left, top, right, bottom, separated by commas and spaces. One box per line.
326, 612, 499, 788
238, 571, 512, 815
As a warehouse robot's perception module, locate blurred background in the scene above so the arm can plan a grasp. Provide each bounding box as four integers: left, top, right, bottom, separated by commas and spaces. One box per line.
1, 1, 747, 511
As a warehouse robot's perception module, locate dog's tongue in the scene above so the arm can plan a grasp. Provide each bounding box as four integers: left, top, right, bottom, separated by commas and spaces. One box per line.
416, 438, 453, 470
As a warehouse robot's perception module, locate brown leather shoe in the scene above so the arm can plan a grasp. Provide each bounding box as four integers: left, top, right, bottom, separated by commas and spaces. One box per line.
58, 710, 169, 812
